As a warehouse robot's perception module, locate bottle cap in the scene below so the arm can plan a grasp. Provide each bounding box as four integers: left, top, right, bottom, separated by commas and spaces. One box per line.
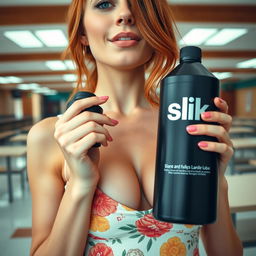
180, 46, 202, 63
66, 91, 103, 113
66, 91, 103, 148
66, 91, 96, 109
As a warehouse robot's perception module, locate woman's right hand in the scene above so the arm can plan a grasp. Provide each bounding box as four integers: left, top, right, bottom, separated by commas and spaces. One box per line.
54, 95, 118, 185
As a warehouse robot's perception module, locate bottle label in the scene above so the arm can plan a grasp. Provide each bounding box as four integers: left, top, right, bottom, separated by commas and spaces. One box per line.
164, 163, 211, 176
167, 97, 209, 121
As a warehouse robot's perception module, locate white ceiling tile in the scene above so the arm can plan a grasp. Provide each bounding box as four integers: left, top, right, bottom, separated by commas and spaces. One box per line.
0, 0, 255, 89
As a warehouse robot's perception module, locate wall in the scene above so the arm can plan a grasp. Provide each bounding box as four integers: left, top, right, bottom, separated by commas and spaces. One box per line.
0, 90, 33, 117
222, 79, 256, 118
220, 89, 235, 116
22, 92, 32, 116
0, 90, 13, 115
234, 86, 256, 118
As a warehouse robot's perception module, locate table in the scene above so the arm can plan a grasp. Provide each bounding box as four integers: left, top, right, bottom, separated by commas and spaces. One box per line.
229, 127, 255, 136
20, 125, 32, 133
232, 120, 256, 127
226, 174, 256, 213
231, 137, 256, 150
226, 174, 256, 246
229, 137, 256, 173
0, 146, 27, 203
0, 130, 17, 141
0, 117, 32, 132
9, 134, 27, 142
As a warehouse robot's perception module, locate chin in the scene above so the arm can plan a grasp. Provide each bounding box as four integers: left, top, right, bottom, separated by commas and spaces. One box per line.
113, 53, 152, 69
112, 61, 146, 71
94, 49, 153, 71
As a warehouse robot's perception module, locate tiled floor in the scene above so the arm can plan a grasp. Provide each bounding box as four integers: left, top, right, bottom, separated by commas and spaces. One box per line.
0, 161, 256, 255
0, 178, 32, 256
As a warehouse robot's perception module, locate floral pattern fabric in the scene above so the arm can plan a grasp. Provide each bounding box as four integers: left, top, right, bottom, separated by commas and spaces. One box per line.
84, 189, 200, 256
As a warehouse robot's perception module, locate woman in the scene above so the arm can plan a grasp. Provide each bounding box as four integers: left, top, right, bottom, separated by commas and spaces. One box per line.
27, 0, 242, 255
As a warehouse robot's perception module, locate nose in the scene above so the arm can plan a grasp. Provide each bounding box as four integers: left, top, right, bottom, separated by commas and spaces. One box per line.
116, 5, 135, 26
117, 15, 134, 26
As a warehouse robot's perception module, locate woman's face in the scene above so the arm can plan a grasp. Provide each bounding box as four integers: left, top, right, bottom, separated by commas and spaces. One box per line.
83, 0, 154, 70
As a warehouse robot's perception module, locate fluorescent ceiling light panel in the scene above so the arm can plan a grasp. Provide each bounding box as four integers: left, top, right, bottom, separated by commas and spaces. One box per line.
35, 30, 68, 47
0, 77, 8, 84
29, 83, 41, 90
34, 87, 50, 93
236, 58, 256, 68
17, 83, 40, 90
180, 28, 218, 45
63, 74, 77, 82
44, 90, 57, 95
46, 61, 67, 70
6, 76, 23, 83
0, 76, 23, 84
17, 84, 31, 90
205, 28, 248, 46
65, 60, 76, 70
4, 31, 43, 48
213, 72, 232, 80
34, 87, 57, 95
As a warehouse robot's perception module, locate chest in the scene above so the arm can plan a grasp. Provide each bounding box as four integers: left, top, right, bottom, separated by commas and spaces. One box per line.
98, 116, 158, 211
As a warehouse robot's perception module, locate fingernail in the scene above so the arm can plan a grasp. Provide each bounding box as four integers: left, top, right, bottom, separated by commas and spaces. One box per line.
198, 142, 208, 148
202, 112, 211, 119
99, 96, 109, 101
186, 126, 197, 133
110, 118, 119, 125
108, 136, 113, 142
218, 98, 225, 104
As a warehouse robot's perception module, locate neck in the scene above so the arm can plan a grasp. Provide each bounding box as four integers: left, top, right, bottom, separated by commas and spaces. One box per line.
94, 64, 152, 116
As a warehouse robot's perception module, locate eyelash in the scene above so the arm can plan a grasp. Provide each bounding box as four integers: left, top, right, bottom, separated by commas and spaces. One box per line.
95, 0, 114, 10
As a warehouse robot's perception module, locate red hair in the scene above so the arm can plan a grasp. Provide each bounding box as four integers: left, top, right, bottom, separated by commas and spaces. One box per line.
65, 0, 178, 107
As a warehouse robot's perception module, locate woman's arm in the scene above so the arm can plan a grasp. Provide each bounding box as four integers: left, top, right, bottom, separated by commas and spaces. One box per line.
186, 97, 243, 256
200, 177, 243, 255
28, 118, 98, 256
28, 96, 116, 256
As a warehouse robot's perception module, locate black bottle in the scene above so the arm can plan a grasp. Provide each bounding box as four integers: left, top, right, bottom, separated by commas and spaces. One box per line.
66, 91, 103, 148
153, 46, 220, 225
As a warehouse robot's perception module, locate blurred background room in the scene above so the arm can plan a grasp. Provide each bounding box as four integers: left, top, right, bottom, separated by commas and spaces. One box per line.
0, 0, 255, 255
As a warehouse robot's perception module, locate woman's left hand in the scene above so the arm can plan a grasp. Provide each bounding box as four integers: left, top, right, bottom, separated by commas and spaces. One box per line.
186, 97, 234, 177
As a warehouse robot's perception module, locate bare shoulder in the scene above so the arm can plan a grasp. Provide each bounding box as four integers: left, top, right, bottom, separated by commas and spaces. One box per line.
27, 117, 63, 177
27, 117, 57, 146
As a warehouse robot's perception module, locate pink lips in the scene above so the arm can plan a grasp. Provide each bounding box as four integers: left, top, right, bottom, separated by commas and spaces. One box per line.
109, 32, 141, 47
110, 32, 141, 42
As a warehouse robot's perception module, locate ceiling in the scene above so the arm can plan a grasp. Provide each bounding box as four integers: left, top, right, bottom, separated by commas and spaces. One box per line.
0, 0, 255, 93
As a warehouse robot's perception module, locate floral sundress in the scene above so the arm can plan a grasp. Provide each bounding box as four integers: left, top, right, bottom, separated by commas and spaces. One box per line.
84, 188, 201, 256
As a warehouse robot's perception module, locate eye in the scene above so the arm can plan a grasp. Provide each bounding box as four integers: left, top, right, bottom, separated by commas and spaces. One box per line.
95, 1, 113, 10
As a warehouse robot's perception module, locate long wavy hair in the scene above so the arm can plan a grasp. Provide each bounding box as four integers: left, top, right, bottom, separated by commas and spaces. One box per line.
64, 0, 179, 107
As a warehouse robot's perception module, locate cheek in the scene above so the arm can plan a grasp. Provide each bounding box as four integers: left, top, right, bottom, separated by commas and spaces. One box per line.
142, 43, 154, 62
84, 16, 109, 44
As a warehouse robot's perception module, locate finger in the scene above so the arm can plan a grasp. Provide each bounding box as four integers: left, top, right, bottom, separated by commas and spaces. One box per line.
59, 96, 109, 123
58, 121, 113, 147
67, 133, 109, 157
201, 111, 232, 131
56, 111, 118, 136
186, 124, 232, 145
198, 141, 234, 159
214, 97, 228, 114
